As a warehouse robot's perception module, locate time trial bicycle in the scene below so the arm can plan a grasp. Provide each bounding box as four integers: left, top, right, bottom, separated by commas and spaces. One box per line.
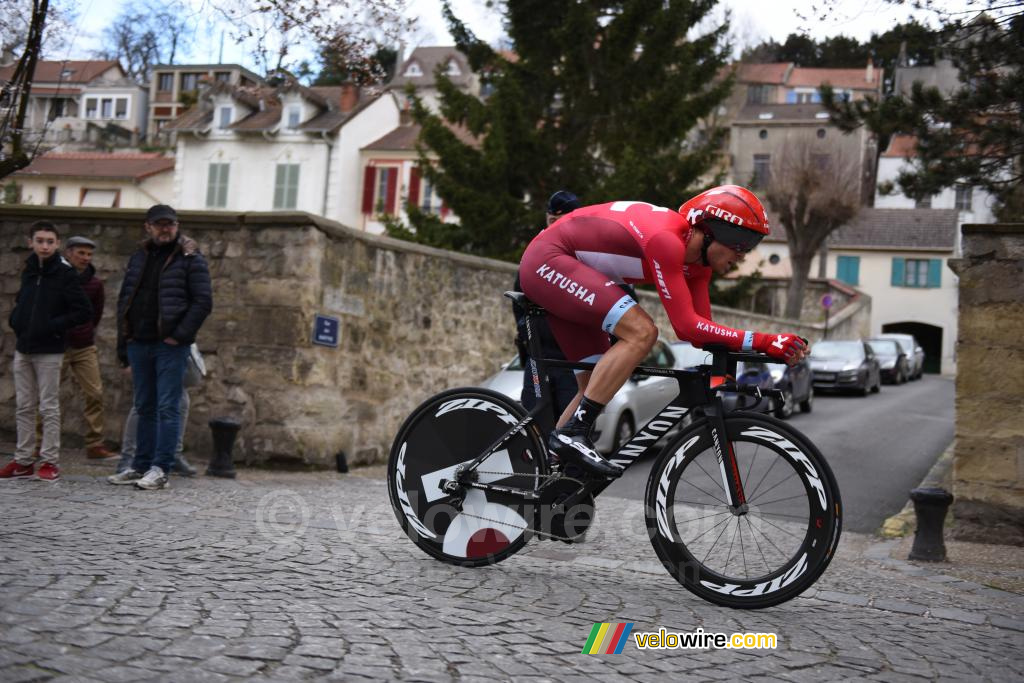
387, 291, 842, 609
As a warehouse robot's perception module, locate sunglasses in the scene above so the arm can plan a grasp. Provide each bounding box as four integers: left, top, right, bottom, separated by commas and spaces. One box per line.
704, 217, 764, 254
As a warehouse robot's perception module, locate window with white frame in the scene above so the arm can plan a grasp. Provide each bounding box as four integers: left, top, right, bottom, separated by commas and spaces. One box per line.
273, 164, 300, 209
955, 184, 973, 211
180, 73, 200, 91
83, 95, 130, 120
218, 106, 233, 129
446, 59, 462, 76
206, 163, 230, 208
403, 62, 423, 77
420, 176, 441, 214
287, 105, 301, 129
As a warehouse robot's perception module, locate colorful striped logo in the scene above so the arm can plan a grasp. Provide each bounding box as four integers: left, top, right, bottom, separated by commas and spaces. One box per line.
582, 622, 634, 654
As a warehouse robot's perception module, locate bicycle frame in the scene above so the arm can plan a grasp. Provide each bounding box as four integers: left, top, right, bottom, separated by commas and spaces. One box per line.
456, 293, 777, 511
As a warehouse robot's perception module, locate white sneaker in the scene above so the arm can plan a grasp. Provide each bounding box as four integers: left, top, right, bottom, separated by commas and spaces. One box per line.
135, 467, 169, 490
108, 469, 142, 485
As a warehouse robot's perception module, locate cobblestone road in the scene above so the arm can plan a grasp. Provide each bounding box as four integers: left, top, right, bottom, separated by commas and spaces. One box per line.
1, 467, 1022, 682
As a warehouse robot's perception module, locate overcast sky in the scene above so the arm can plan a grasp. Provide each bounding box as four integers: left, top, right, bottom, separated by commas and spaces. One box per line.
64, 0, 975, 72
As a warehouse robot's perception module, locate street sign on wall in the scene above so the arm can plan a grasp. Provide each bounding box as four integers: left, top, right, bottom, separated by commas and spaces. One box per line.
313, 314, 339, 347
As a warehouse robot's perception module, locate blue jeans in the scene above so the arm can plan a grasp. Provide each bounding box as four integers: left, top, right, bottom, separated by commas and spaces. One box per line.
127, 341, 190, 473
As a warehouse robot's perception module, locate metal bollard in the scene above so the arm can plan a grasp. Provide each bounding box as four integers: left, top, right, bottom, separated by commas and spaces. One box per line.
908, 487, 954, 561
206, 417, 241, 479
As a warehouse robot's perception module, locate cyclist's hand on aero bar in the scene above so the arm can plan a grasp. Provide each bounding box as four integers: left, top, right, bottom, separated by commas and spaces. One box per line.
753, 333, 809, 366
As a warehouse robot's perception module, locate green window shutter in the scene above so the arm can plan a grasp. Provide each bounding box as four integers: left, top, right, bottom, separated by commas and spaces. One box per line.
286, 164, 300, 209
273, 164, 286, 209
891, 258, 905, 287
217, 164, 229, 207
927, 259, 942, 288
837, 255, 859, 286
206, 164, 218, 207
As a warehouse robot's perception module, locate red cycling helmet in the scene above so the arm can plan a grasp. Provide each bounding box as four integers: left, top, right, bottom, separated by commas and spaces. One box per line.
678, 185, 770, 264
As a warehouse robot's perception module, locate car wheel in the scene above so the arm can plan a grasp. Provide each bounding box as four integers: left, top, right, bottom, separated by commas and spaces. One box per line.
799, 385, 814, 413
871, 376, 881, 393
895, 368, 904, 385
611, 412, 635, 452
773, 387, 794, 419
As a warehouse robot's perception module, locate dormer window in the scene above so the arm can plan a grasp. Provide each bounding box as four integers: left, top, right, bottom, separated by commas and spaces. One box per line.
403, 62, 423, 78
287, 105, 301, 129
61, 69, 73, 78
445, 59, 461, 76
218, 106, 233, 129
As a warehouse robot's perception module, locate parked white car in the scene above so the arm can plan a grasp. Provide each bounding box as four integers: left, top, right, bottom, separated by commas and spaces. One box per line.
481, 339, 708, 454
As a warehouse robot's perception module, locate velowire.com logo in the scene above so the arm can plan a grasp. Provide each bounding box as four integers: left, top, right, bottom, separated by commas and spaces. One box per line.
582, 623, 634, 655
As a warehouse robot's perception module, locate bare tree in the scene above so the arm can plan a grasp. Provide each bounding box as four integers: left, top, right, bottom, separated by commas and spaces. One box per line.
0, 0, 47, 181
764, 139, 862, 320
97, 0, 195, 83
207, 0, 412, 80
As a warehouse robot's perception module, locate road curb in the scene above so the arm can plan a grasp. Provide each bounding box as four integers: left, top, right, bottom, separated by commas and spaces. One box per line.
878, 439, 955, 538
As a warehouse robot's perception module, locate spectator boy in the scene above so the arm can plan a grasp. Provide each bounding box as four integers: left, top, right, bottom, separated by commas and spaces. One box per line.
1, 221, 91, 481
107, 205, 212, 491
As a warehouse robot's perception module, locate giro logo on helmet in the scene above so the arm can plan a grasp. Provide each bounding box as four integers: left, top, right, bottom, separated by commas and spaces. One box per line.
706, 205, 745, 226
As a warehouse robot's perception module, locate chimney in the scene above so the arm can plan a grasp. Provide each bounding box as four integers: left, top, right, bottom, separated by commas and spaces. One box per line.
866, 57, 874, 84
340, 83, 359, 113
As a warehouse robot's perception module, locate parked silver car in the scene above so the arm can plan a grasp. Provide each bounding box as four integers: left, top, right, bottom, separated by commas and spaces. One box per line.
480, 339, 702, 454
874, 333, 924, 379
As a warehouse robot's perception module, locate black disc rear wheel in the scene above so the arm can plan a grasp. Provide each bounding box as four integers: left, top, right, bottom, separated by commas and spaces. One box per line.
387, 388, 547, 567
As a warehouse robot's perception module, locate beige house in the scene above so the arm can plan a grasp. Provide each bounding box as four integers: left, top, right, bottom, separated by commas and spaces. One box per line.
742, 208, 959, 374
147, 64, 263, 145
11, 152, 174, 208
0, 60, 147, 149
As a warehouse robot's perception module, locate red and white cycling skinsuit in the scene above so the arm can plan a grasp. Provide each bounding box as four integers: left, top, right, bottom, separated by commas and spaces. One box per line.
518, 200, 754, 362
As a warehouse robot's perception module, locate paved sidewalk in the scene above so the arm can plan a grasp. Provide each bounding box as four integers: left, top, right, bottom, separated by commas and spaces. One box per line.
0, 452, 1022, 682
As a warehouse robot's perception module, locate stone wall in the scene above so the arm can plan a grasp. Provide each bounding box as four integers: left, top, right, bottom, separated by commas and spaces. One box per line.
948, 224, 1024, 541
0, 206, 868, 467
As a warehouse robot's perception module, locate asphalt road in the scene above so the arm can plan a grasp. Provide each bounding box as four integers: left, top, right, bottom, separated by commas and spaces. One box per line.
604, 374, 955, 533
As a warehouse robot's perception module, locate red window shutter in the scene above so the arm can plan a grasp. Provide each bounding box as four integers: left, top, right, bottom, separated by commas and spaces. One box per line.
408, 166, 421, 208
440, 200, 448, 218
385, 168, 398, 215
361, 166, 376, 214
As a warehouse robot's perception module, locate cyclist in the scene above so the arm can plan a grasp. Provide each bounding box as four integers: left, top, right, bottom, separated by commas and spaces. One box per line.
518, 185, 809, 478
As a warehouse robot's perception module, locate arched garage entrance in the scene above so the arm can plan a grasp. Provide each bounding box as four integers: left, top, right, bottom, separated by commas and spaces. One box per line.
882, 322, 943, 374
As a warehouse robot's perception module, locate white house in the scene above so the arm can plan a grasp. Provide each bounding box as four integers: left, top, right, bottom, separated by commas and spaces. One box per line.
11, 152, 174, 208
874, 134, 996, 226
745, 207, 959, 374
166, 80, 400, 227
0, 60, 148, 148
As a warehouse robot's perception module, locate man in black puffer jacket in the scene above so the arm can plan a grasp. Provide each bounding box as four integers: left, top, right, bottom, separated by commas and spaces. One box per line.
108, 205, 212, 491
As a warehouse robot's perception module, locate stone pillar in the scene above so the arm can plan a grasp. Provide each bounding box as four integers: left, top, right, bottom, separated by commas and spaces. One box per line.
947, 224, 1024, 544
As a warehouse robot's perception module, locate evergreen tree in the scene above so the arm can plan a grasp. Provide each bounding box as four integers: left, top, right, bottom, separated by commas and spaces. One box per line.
394, 0, 732, 261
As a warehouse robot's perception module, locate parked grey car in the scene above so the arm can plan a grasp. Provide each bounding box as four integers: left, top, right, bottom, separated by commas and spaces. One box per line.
809, 340, 882, 396
874, 333, 924, 379
481, 339, 700, 454
866, 338, 910, 384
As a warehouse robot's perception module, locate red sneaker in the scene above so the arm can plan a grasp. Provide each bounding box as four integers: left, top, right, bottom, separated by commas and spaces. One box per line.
0, 461, 35, 479
36, 463, 60, 481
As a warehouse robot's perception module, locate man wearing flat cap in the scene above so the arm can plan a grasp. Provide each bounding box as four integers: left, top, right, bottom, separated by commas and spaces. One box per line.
108, 205, 212, 491
59, 235, 117, 459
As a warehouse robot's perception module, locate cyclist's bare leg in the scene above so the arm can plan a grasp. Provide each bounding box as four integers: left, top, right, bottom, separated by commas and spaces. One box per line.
556, 372, 590, 428
556, 307, 657, 428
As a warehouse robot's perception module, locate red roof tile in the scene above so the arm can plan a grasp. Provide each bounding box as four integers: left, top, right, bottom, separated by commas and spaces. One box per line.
788, 66, 878, 91
736, 63, 792, 85
13, 153, 174, 181
882, 135, 917, 158
0, 60, 122, 84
